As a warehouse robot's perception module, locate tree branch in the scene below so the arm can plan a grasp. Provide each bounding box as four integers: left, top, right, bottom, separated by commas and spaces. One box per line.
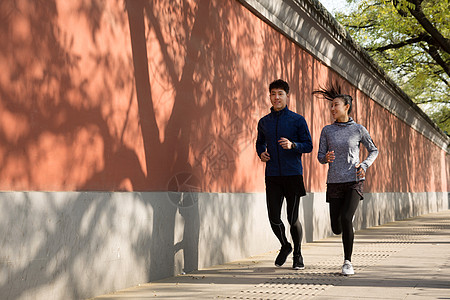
367, 34, 428, 51
424, 45, 450, 77
433, 70, 450, 87
392, 0, 409, 17
406, 0, 450, 54
417, 99, 450, 104
345, 23, 376, 29
439, 115, 450, 123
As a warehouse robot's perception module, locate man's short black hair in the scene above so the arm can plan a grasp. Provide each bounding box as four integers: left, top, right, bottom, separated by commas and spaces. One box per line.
269, 79, 289, 94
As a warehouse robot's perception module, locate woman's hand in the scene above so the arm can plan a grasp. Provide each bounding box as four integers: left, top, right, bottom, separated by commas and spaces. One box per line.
356, 163, 365, 178
325, 151, 335, 163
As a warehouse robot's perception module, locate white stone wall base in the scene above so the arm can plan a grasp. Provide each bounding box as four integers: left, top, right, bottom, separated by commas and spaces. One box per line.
0, 191, 447, 299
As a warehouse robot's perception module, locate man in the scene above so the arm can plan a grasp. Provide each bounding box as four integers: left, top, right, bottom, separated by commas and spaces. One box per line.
256, 79, 312, 269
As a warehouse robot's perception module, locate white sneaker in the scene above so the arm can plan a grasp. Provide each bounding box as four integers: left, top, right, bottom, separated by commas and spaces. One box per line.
341, 260, 354, 275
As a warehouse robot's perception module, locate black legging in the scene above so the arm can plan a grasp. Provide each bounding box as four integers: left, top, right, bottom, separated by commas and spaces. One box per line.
329, 189, 360, 261
265, 175, 304, 256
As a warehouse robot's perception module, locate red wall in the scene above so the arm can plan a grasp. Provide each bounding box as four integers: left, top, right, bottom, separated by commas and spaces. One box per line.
0, 0, 448, 193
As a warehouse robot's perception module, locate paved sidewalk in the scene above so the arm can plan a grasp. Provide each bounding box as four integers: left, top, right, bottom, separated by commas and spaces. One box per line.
92, 210, 450, 299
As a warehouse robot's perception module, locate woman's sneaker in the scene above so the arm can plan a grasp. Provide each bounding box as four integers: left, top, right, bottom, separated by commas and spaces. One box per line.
341, 260, 354, 275
292, 255, 305, 270
275, 243, 292, 267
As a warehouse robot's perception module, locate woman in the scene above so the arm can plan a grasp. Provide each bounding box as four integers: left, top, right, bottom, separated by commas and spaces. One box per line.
314, 85, 378, 275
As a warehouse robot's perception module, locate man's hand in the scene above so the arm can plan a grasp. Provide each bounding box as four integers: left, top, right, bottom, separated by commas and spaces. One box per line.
260, 151, 270, 162
278, 137, 294, 149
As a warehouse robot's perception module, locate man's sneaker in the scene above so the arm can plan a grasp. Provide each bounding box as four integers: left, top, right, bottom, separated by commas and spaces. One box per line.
292, 255, 305, 270
341, 260, 354, 275
275, 244, 292, 267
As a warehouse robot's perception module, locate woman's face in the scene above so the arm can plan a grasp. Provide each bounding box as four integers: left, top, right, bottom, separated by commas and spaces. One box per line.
330, 97, 349, 121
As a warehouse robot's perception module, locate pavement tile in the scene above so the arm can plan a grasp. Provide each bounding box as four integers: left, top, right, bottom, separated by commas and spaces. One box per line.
91, 210, 450, 300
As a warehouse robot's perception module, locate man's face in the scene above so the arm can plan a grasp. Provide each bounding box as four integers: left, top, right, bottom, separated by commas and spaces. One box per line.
270, 88, 288, 111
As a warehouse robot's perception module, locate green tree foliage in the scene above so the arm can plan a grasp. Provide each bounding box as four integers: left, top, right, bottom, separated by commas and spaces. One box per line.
335, 0, 449, 135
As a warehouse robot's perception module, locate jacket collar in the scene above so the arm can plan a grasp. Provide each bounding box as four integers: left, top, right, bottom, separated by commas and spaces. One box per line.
270, 105, 289, 115
333, 117, 355, 127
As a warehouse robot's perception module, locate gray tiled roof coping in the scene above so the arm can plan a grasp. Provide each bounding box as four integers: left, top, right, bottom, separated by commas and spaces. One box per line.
238, 0, 449, 152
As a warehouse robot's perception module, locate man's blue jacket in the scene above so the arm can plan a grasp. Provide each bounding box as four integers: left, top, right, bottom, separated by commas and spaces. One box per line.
256, 106, 313, 176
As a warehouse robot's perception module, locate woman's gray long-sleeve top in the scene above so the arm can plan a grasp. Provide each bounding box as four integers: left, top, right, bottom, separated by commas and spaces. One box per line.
317, 118, 378, 183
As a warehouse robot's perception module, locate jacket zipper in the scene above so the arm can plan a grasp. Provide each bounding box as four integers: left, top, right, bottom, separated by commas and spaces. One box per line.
275, 112, 281, 176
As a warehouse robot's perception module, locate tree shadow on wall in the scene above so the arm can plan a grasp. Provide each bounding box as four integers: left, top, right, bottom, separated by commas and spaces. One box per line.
0, 0, 271, 298
125, 0, 266, 282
